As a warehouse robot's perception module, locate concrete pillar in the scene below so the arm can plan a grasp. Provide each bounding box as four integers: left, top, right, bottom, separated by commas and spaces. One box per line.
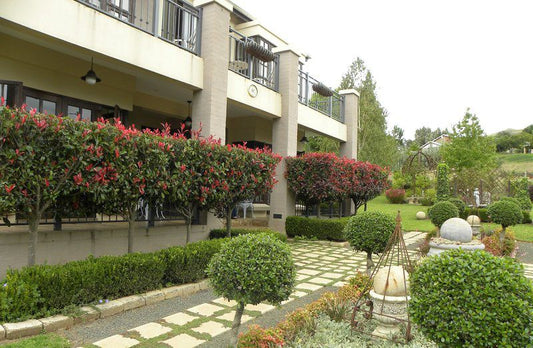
192, 0, 232, 142
339, 89, 360, 216
339, 89, 359, 159
269, 48, 300, 232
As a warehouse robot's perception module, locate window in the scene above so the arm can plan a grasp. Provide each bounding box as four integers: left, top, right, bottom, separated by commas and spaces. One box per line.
250, 36, 276, 89
162, 1, 199, 51
0, 80, 23, 107
24, 90, 59, 114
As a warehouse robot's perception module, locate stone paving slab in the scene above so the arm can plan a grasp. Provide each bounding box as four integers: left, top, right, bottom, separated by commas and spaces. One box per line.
162, 333, 205, 348
245, 303, 276, 313
217, 311, 253, 323
295, 282, 323, 291
93, 334, 139, 348
163, 312, 199, 326
191, 321, 229, 337
187, 303, 225, 316
212, 297, 238, 307
129, 322, 171, 339
298, 269, 321, 275
307, 277, 332, 285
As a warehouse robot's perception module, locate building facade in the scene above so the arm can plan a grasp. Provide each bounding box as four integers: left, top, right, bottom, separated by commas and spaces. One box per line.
0, 0, 358, 272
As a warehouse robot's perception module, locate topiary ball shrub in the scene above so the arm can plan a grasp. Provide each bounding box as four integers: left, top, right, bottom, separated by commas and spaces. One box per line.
343, 211, 395, 273
385, 188, 405, 204
208, 233, 296, 345
487, 200, 522, 230
428, 201, 459, 228
410, 249, 533, 347
447, 197, 466, 217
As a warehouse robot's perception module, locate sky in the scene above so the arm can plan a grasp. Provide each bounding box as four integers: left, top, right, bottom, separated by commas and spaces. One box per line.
231, 0, 533, 139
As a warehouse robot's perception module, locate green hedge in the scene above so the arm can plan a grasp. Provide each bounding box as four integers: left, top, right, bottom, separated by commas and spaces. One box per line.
464, 207, 531, 224
285, 216, 347, 241
0, 239, 225, 323
209, 228, 287, 242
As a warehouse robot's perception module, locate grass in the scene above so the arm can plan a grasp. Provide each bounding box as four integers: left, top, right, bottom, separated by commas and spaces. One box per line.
361, 195, 435, 232
1, 333, 70, 348
496, 153, 533, 173
363, 195, 533, 242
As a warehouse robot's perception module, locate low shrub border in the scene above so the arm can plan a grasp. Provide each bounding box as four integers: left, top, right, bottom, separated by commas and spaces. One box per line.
209, 228, 287, 242
285, 216, 348, 241
463, 207, 531, 223
0, 239, 225, 324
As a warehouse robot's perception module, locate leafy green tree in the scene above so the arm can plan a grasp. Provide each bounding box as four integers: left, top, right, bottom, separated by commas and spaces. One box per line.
207, 234, 295, 346
523, 124, 533, 135
305, 135, 340, 154
436, 163, 450, 201
441, 109, 497, 171
391, 125, 405, 147
338, 58, 398, 167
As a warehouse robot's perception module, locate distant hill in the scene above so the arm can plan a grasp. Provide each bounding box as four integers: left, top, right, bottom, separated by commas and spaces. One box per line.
490, 128, 523, 136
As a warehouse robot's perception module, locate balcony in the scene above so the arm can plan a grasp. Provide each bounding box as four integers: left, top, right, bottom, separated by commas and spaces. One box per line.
78, 0, 201, 55
228, 28, 279, 91
298, 71, 344, 123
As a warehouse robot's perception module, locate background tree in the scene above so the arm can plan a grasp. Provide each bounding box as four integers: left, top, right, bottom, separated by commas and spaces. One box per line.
305, 135, 340, 154
343, 159, 389, 213
391, 125, 405, 147
441, 109, 497, 171
338, 57, 398, 167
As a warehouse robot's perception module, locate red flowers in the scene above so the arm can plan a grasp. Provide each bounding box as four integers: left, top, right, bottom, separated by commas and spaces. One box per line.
4, 184, 15, 194
73, 173, 83, 185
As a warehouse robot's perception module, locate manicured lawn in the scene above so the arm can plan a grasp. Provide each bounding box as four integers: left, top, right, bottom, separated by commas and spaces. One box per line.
1, 334, 70, 348
360, 195, 435, 232
362, 195, 533, 242
497, 153, 533, 173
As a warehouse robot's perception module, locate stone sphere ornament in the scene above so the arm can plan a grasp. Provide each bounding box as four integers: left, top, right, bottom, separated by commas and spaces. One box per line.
440, 217, 472, 242
415, 211, 426, 220
373, 265, 409, 296
466, 215, 481, 225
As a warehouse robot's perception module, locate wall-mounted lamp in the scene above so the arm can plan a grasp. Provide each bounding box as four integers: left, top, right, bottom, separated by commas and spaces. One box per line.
81, 57, 101, 85
184, 100, 192, 128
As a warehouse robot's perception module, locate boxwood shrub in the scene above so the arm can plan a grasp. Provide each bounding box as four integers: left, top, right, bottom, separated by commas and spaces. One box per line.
285, 216, 347, 241
209, 228, 287, 242
0, 238, 225, 323
410, 249, 533, 347
463, 207, 531, 224
428, 201, 459, 228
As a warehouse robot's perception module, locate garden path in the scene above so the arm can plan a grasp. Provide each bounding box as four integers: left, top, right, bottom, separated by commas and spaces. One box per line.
67, 232, 533, 348
67, 232, 425, 348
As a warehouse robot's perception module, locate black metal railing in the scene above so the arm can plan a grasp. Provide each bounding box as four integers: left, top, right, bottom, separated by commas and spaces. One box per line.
228, 28, 279, 91
298, 70, 344, 123
77, 0, 201, 55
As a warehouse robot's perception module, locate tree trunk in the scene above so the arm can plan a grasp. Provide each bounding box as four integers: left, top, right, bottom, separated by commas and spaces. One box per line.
230, 301, 245, 347
366, 251, 374, 276
185, 214, 192, 245
127, 205, 136, 253
27, 212, 41, 266
500, 226, 506, 242
226, 207, 232, 238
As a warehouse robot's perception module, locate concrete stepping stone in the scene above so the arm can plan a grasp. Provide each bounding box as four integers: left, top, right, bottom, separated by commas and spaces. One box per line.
333, 281, 347, 287
291, 290, 309, 298
163, 312, 198, 326
308, 277, 331, 285
212, 297, 238, 307
191, 321, 229, 337
320, 256, 338, 261
298, 269, 321, 276
295, 283, 322, 291
245, 303, 276, 313
187, 303, 224, 316
320, 272, 345, 279
93, 334, 139, 348
128, 322, 171, 339
295, 274, 310, 281
162, 333, 205, 348
217, 311, 253, 323
304, 253, 320, 257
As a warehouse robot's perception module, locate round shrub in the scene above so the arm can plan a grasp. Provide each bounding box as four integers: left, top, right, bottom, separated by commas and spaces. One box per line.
487, 200, 522, 229
428, 201, 459, 228
447, 197, 466, 217
410, 249, 533, 347
500, 196, 521, 207
344, 211, 395, 271
385, 188, 405, 204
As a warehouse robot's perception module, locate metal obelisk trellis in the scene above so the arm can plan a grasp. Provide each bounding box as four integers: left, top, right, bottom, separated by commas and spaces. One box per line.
350, 211, 413, 343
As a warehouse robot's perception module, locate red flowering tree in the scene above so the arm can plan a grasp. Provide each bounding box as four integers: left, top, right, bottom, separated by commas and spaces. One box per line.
285, 153, 344, 215
213, 145, 281, 236
341, 159, 389, 213
81, 119, 172, 253
165, 134, 228, 244
0, 104, 94, 265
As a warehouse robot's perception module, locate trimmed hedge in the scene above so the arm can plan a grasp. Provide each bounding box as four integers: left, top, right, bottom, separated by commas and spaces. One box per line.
0, 239, 225, 323
209, 228, 287, 242
428, 201, 459, 228
285, 216, 347, 241
464, 207, 531, 224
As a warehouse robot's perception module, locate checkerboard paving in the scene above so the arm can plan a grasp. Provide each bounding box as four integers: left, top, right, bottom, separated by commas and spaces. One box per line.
93, 231, 533, 347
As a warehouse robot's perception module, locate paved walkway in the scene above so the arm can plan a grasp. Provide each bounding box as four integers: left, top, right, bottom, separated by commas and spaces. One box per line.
66, 231, 533, 348
72, 232, 426, 348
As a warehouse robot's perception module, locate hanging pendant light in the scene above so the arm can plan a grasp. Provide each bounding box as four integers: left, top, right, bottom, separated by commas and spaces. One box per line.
184, 100, 192, 127
81, 57, 101, 85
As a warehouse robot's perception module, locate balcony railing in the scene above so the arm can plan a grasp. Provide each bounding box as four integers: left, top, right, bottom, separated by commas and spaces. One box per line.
228, 28, 279, 91
78, 0, 201, 55
298, 70, 344, 123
